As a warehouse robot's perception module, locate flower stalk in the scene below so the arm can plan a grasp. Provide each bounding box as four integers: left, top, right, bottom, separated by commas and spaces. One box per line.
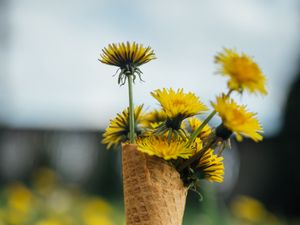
187, 89, 233, 147
128, 74, 135, 143
187, 110, 217, 147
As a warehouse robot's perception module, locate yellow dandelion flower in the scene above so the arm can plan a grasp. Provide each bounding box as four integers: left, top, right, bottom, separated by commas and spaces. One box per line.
102, 105, 144, 149
212, 96, 263, 142
99, 42, 156, 85
187, 117, 212, 140
196, 149, 224, 183
215, 48, 267, 95
150, 88, 207, 139
151, 88, 208, 120
137, 136, 194, 160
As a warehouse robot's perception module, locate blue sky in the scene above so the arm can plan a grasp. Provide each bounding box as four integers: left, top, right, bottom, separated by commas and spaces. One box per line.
1, 0, 300, 136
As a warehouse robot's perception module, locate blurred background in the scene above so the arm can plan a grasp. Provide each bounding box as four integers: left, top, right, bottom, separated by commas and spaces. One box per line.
0, 0, 300, 224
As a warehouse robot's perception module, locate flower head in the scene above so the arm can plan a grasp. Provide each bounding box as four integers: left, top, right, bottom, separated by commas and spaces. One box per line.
99, 42, 156, 85
137, 136, 194, 160
215, 48, 267, 95
212, 96, 263, 142
102, 105, 144, 149
151, 88, 207, 121
150, 88, 207, 139
196, 149, 224, 183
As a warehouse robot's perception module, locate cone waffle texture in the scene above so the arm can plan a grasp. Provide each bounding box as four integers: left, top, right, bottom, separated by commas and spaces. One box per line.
122, 144, 188, 225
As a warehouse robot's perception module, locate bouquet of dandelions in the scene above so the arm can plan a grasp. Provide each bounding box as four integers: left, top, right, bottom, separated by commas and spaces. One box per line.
99, 42, 267, 225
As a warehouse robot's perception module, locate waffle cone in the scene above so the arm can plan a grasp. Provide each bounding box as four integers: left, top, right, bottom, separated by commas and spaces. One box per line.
122, 144, 188, 225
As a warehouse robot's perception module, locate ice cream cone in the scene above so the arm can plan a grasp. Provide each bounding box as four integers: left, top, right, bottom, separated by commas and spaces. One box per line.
122, 144, 188, 225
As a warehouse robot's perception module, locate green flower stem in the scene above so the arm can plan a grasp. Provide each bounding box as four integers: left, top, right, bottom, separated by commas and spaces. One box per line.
128, 74, 135, 143
187, 89, 233, 147
187, 110, 217, 147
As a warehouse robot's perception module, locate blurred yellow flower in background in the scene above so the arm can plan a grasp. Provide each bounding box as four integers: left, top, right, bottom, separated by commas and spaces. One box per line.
137, 136, 196, 160
7, 183, 33, 214
0, 168, 119, 225
215, 48, 267, 95
231, 195, 266, 222
102, 105, 144, 149
3, 182, 35, 225
81, 198, 114, 225
230, 195, 283, 225
32, 167, 58, 195
213, 96, 263, 142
